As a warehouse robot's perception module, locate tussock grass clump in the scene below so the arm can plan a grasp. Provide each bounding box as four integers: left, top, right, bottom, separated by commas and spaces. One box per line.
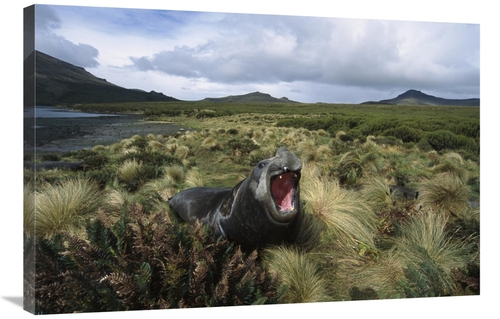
262, 128, 277, 142
117, 159, 141, 184
252, 128, 264, 140
147, 140, 164, 151
297, 140, 318, 163
316, 144, 333, 161
92, 145, 106, 152
396, 212, 464, 266
362, 177, 396, 211
119, 138, 133, 150
175, 145, 190, 160
279, 131, 300, 147
165, 141, 178, 154
35, 178, 103, 239
360, 151, 383, 176
109, 142, 123, 153
123, 146, 139, 155
263, 246, 330, 303
301, 164, 377, 253
417, 173, 471, 216
317, 129, 329, 137
348, 252, 406, 299
431, 152, 469, 184
335, 151, 363, 187
201, 137, 218, 150
185, 168, 204, 188
393, 211, 470, 295
130, 134, 142, 142
349, 211, 472, 299
334, 130, 349, 141
164, 164, 186, 184
138, 178, 178, 221
250, 145, 277, 159
182, 131, 200, 145
106, 188, 141, 214
140, 177, 177, 201
359, 138, 377, 153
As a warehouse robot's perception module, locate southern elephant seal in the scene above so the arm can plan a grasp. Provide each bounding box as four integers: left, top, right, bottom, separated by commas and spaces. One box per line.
168, 147, 302, 249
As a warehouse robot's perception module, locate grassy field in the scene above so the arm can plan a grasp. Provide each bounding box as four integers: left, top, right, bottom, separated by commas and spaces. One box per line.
24, 102, 480, 313
74, 101, 480, 156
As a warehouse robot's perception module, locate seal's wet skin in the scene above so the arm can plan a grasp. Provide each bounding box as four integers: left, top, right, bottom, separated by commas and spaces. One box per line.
168, 147, 302, 250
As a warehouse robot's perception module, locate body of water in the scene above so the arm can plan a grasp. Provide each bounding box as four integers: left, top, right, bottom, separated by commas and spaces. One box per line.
24, 106, 120, 119
24, 106, 185, 154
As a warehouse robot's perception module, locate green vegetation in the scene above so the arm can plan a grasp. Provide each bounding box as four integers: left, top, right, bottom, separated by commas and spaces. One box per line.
73, 101, 479, 157
25, 101, 479, 313
263, 246, 330, 303
30, 210, 278, 313
34, 178, 104, 239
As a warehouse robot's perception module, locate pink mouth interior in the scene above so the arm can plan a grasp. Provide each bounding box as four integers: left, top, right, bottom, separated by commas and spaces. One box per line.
271, 172, 296, 211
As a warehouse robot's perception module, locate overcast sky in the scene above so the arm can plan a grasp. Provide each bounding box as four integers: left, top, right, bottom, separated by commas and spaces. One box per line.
33, 4, 480, 104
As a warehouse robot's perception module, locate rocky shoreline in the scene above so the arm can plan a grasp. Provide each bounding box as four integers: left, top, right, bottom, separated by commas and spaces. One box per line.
24, 114, 188, 155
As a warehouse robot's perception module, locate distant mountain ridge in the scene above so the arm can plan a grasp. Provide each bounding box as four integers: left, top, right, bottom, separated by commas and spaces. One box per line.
362, 89, 479, 106
25, 52, 479, 107
202, 91, 299, 103
24, 50, 178, 106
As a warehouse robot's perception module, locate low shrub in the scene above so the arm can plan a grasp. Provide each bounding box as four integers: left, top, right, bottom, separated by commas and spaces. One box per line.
82, 153, 109, 170
33, 206, 279, 313
40, 153, 61, 162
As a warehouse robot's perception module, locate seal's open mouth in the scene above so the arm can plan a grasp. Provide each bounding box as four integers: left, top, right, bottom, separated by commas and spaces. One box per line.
271, 171, 299, 213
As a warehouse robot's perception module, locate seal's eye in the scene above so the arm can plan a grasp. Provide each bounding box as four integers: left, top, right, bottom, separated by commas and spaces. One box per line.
257, 160, 268, 169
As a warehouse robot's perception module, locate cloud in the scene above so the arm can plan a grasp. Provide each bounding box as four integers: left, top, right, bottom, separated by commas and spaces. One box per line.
34, 5, 100, 68
128, 14, 328, 84
126, 13, 479, 99
31, 5, 479, 103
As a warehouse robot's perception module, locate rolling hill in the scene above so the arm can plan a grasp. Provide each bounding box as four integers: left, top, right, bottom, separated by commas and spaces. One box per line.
24, 51, 479, 108
24, 50, 179, 106
202, 91, 299, 103
361, 89, 479, 106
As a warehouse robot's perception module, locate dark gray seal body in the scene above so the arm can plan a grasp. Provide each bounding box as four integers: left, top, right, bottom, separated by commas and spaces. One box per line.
168, 147, 302, 249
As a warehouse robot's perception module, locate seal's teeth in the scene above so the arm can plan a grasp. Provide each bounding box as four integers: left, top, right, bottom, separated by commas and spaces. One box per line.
279, 175, 283, 179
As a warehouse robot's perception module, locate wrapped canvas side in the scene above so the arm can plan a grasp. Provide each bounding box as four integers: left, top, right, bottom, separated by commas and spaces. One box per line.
23, 5, 36, 315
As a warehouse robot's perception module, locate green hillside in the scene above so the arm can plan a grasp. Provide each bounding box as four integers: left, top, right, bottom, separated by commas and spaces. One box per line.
24, 50, 179, 106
